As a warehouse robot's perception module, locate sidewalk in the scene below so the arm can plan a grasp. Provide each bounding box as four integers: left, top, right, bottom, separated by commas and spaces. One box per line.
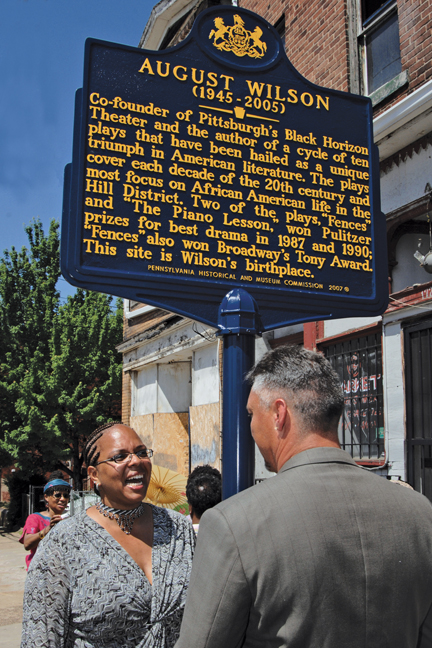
0, 528, 26, 648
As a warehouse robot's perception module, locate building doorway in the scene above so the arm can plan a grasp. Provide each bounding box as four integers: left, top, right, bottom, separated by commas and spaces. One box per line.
405, 317, 432, 500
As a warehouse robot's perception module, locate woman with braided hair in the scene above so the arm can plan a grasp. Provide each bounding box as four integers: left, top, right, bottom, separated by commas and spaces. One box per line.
21, 422, 195, 648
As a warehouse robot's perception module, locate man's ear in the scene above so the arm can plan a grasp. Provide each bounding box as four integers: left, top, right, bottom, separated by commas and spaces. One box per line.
274, 398, 288, 436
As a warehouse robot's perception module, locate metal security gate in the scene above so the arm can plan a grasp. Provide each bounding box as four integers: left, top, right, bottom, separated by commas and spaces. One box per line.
405, 318, 432, 500
325, 331, 384, 463
28, 485, 44, 515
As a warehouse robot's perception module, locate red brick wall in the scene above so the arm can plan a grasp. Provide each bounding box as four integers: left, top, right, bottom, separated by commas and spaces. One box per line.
122, 371, 132, 426
238, 0, 432, 117
239, 0, 350, 92
375, 0, 432, 116
403, 0, 432, 91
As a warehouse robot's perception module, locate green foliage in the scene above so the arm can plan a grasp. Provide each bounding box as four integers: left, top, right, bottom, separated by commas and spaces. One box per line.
0, 220, 60, 469
0, 220, 123, 490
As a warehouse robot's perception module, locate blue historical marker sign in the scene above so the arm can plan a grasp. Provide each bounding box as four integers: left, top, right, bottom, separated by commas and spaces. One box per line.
62, 5, 388, 330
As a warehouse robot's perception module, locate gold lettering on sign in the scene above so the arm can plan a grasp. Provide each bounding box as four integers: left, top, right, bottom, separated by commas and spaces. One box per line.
82, 52, 374, 295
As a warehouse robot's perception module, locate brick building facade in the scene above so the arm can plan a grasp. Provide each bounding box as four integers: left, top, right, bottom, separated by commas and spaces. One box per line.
119, 0, 432, 494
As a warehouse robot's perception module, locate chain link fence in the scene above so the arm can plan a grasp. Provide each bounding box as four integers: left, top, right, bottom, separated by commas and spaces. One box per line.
68, 490, 100, 516
21, 487, 99, 521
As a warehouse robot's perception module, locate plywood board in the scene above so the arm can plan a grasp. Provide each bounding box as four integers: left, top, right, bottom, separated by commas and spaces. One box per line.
153, 412, 189, 476
190, 403, 221, 471
130, 414, 154, 450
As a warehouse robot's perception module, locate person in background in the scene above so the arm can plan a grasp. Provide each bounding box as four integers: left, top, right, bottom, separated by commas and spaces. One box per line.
186, 465, 221, 534
176, 345, 432, 648
19, 471, 71, 570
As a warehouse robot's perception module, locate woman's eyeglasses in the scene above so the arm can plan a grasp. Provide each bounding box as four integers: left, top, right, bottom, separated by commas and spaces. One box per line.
96, 448, 154, 466
52, 491, 70, 500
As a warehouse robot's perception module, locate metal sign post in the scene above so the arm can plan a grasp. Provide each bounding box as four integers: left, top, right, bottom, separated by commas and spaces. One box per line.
218, 289, 262, 498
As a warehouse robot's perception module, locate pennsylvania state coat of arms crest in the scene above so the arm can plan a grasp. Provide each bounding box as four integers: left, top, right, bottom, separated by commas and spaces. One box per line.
209, 14, 267, 59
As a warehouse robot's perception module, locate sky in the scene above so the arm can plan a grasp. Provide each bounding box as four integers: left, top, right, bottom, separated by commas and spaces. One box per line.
0, 0, 157, 299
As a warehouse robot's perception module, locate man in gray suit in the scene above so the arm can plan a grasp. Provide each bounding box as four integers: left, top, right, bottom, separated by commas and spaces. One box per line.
176, 345, 432, 648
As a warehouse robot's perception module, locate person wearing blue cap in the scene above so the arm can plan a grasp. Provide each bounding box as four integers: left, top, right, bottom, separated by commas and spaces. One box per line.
19, 470, 71, 570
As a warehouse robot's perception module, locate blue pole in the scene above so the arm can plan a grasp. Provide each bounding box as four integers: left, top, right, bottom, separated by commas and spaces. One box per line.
218, 289, 262, 500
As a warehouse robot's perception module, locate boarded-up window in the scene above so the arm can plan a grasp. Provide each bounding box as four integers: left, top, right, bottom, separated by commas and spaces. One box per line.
132, 362, 191, 415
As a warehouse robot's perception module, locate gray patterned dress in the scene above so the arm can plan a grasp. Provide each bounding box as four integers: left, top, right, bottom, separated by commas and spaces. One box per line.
21, 505, 195, 648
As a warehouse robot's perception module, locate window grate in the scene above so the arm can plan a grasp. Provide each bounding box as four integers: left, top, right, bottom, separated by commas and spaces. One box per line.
325, 333, 384, 461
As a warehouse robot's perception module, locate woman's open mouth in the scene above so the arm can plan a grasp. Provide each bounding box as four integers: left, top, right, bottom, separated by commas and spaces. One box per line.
125, 474, 145, 490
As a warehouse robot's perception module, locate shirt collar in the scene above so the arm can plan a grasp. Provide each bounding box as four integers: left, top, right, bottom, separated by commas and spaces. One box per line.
278, 447, 358, 474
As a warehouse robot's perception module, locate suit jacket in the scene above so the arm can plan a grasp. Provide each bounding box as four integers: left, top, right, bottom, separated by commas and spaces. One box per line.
176, 447, 432, 648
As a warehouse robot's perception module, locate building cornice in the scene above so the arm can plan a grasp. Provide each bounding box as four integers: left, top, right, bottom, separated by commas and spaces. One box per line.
121, 318, 218, 371
382, 281, 432, 324
117, 315, 183, 354
138, 0, 199, 50
374, 79, 432, 161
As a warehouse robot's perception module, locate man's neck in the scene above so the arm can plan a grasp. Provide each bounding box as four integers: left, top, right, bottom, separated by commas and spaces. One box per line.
190, 509, 201, 525
276, 433, 340, 472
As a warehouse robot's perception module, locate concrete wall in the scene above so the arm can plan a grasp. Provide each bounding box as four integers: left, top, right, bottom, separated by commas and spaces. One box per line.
380, 143, 432, 214
381, 317, 406, 479
324, 316, 381, 338
192, 344, 219, 406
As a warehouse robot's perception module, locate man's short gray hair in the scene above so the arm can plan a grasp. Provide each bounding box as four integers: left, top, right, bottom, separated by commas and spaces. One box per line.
246, 345, 344, 435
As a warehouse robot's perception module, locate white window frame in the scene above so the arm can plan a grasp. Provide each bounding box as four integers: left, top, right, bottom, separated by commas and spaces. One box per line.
124, 299, 157, 320
358, 0, 405, 104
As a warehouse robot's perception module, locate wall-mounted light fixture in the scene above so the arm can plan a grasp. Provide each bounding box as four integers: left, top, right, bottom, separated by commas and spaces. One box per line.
414, 194, 432, 273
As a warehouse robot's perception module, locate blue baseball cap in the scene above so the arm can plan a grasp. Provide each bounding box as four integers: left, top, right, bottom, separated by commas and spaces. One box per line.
43, 479, 72, 493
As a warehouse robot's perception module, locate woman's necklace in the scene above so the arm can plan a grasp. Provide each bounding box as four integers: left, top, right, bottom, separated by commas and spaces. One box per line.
96, 501, 145, 535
